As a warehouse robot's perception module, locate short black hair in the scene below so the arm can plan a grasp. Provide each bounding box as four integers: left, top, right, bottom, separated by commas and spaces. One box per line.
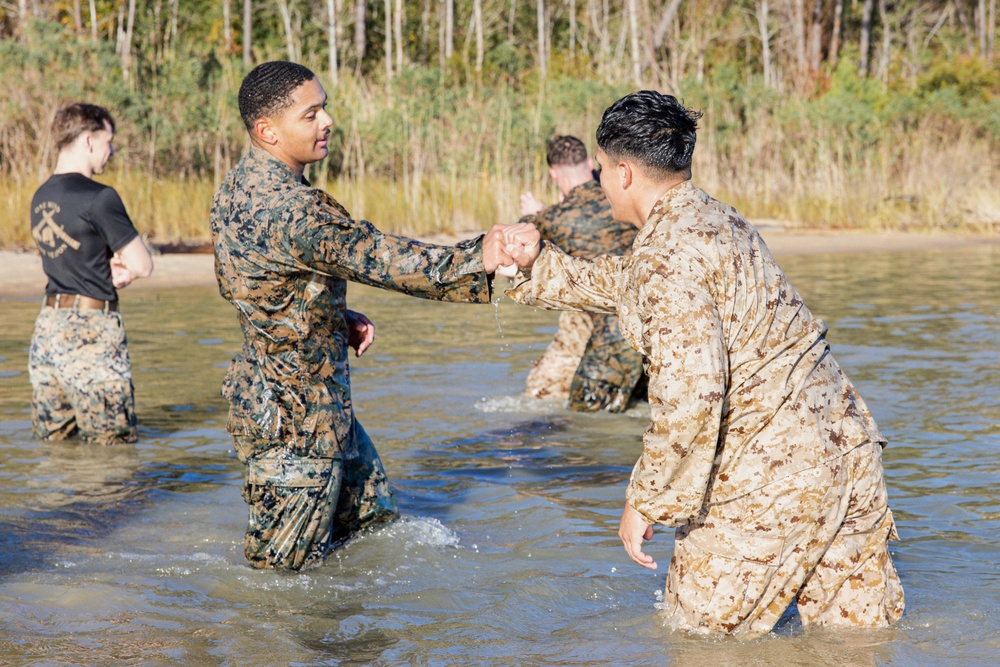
596, 90, 702, 180
546, 135, 588, 167
238, 61, 316, 131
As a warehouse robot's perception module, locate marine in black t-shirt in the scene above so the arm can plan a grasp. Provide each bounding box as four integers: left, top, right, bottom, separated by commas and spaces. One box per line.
31, 173, 139, 302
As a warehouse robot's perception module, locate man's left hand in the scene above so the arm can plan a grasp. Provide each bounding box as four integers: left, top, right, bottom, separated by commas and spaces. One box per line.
345, 309, 376, 357
110, 255, 133, 289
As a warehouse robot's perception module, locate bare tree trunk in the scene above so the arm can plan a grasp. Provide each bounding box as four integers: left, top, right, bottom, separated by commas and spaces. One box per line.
808, 0, 824, 74
276, 0, 296, 62
243, 0, 252, 66
793, 0, 807, 75
829, 0, 843, 64
223, 0, 232, 51
445, 0, 454, 59
89, 0, 98, 42
327, 0, 339, 84
569, 0, 576, 58
16, 0, 28, 41
394, 0, 403, 71
859, 0, 874, 75
509, 0, 518, 40
384, 0, 393, 78
652, 0, 682, 50
123, 0, 136, 82
355, 0, 367, 68
169, 0, 179, 57
536, 0, 547, 77
989, 0, 996, 59
756, 0, 772, 88
627, 0, 641, 84
72, 0, 83, 36
977, 0, 988, 57
876, 0, 891, 83
474, 0, 484, 74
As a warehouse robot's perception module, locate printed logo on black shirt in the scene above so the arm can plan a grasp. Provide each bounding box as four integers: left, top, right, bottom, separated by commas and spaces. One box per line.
32, 201, 81, 258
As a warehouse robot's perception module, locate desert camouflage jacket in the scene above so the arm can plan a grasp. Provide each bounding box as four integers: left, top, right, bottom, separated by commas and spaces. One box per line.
509, 180, 885, 524
523, 180, 645, 411
211, 147, 492, 460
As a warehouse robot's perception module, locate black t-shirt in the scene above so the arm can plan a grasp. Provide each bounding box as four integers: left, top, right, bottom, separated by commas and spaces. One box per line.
30, 173, 139, 302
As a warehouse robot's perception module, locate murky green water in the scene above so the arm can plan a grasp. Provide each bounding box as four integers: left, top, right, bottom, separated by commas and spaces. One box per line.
0, 244, 997, 666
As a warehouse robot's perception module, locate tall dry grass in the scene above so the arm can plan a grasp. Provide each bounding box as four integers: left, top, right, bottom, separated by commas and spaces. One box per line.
3, 117, 997, 251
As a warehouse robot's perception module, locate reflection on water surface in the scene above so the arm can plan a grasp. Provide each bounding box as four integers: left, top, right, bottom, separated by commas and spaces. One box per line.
0, 245, 996, 666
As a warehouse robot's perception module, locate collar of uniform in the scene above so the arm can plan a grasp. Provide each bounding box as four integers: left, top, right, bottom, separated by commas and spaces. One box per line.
247, 146, 311, 186
635, 179, 697, 245
564, 179, 601, 203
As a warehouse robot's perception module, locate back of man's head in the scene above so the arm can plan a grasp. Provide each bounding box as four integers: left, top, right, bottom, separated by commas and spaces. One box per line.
596, 91, 702, 181
546, 135, 588, 167
52, 103, 115, 152
238, 61, 316, 132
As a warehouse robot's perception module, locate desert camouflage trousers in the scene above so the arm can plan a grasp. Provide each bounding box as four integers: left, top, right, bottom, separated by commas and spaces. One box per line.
662, 441, 904, 637
525, 311, 644, 413
232, 417, 398, 570
28, 306, 137, 445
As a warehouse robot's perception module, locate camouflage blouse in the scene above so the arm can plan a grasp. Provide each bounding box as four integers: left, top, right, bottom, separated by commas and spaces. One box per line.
509, 181, 885, 524
211, 148, 492, 460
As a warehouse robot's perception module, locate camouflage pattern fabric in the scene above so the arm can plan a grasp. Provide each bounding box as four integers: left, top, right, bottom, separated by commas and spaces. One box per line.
520, 180, 645, 412
28, 306, 137, 445
508, 180, 902, 633
524, 311, 592, 400
234, 417, 397, 570
664, 442, 903, 636
211, 147, 492, 569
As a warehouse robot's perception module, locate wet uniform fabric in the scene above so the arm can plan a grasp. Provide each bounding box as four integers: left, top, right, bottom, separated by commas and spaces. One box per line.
508, 180, 904, 635
521, 180, 645, 412
211, 147, 493, 570
28, 173, 140, 445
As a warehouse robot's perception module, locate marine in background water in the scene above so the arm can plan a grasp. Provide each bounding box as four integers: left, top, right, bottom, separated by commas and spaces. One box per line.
28, 103, 153, 445
502, 90, 904, 636
210, 61, 524, 570
517, 135, 646, 413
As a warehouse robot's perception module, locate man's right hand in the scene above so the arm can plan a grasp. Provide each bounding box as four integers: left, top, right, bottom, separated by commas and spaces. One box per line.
519, 192, 544, 217
502, 224, 542, 271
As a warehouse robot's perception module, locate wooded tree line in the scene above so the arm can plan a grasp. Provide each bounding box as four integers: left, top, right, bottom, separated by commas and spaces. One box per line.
0, 1, 997, 238
1, 0, 995, 91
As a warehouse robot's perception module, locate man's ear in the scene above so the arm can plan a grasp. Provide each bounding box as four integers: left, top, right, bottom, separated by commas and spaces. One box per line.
618, 160, 633, 190
548, 166, 558, 183
253, 117, 279, 146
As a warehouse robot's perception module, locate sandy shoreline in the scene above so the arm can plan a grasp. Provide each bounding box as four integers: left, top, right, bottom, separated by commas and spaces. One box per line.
2, 226, 996, 300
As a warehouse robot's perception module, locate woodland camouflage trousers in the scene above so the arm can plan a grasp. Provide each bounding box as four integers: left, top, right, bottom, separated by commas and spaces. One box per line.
28, 306, 137, 445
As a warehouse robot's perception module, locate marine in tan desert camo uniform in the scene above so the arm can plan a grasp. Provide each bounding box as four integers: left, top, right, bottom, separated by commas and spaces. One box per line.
519, 136, 645, 412
504, 91, 904, 636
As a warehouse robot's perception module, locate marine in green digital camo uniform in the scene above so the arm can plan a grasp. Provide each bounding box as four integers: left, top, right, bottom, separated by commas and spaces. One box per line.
502, 91, 904, 636
518, 136, 645, 412
211, 61, 521, 571
29, 103, 154, 445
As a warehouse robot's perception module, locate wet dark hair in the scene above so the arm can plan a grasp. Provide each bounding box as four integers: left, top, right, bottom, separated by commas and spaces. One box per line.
596, 90, 702, 180
51, 103, 115, 151
546, 135, 588, 167
238, 61, 316, 132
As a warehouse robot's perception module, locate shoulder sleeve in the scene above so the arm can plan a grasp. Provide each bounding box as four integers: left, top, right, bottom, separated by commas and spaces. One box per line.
289, 189, 492, 303
89, 186, 140, 252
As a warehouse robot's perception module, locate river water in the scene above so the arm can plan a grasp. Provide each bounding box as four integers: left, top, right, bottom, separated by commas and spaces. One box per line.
0, 244, 996, 666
